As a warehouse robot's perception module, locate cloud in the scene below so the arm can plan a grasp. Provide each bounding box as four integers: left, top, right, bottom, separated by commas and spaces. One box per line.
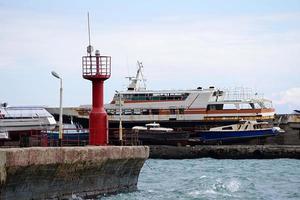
94, 13, 300, 95
0, 6, 299, 110
273, 87, 300, 106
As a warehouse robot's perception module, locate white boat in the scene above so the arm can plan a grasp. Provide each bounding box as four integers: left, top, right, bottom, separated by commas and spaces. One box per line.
0, 104, 56, 135
195, 120, 283, 142
132, 122, 174, 132
102, 61, 275, 131
131, 122, 190, 145
287, 110, 300, 129
46, 123, 89, 144
0, 131, 9, 139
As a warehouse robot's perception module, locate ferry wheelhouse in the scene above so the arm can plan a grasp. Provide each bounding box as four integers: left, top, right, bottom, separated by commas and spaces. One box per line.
105, 61, 275, 131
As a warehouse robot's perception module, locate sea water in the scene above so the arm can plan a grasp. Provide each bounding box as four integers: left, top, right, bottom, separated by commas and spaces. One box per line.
102, 158, 300, 200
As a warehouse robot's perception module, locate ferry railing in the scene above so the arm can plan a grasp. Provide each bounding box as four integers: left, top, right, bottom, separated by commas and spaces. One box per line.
222, 87, 264, 101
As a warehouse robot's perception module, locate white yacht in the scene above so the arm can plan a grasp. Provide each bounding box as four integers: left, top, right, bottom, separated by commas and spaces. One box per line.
0, 103, 56, 138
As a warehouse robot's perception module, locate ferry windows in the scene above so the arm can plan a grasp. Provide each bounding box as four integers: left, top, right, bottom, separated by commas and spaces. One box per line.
106, 109, 115, 115
170, 109, 176, 115
207, 105, 215, 111
124, 109, 133, 115
118, 93, 189, 102
133, 109, 141, 115
212, 90, 223, 96
151, 109, 159, 115
240, 104, 253, 109
207, 104, 223, 111
263, 101, 273, 109
222, 127, 233, 130
223, 104, 236, 110
254, 103, 262, 109
142, 109, 150, 115
179, 108, 184, 114
132, 94, 140, 101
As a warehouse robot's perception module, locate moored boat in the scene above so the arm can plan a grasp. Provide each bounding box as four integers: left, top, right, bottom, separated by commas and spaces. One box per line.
194, 120, 283, 143
0, 103, 56, 140
132, 122, 174, 132
129, 122, 190, 146
103, 61, 275, 132
45, 123, 89, 145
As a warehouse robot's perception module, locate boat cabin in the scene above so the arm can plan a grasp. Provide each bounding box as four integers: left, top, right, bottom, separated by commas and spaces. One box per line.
210, 120, 272, 132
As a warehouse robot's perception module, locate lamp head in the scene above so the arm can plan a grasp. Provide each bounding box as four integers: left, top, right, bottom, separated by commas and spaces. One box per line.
51, 71, 60, 79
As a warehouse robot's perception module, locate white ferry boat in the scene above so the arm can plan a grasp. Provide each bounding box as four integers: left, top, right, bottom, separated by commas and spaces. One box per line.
0, 103, 56, 139
104, 61, 275, 131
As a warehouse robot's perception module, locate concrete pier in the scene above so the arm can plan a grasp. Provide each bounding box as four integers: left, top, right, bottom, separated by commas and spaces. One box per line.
149, 145, 300, 159
0, 146, 149, 200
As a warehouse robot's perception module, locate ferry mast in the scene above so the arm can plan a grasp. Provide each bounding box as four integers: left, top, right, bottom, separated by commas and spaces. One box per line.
82, 13, 111, 145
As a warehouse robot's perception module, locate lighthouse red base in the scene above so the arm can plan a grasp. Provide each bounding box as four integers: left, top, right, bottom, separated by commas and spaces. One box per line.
89, 109, 108, 145
89, 79, 108, 145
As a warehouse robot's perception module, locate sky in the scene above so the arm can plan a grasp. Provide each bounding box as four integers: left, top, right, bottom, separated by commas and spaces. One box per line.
0, 0, 299, 113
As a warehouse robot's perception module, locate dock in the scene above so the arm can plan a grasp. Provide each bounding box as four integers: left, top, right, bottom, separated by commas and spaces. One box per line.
149, 145, 300, 159
0, 146, 149, 200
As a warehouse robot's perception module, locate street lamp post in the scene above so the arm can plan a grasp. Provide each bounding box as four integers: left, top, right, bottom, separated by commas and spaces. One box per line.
51, 71, 63, 146
115, 90, 123, 145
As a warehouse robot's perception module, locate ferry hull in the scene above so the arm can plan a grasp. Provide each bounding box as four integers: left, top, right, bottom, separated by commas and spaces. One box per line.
0, 118, 56, 131
108, 119, 273, 131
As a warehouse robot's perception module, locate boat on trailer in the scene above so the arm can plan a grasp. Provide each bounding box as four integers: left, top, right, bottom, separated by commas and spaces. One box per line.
194, 120, 282, 143
129, 122, 190, 146
103, 61, 275, 132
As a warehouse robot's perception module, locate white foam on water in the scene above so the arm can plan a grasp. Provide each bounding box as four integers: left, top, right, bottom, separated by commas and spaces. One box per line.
203, 189, 217, 195
187, 190, 201, 197
226, 179, 241, 192
71, 194, 83, 200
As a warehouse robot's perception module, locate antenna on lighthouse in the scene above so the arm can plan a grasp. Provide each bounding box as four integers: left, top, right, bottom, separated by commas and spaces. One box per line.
87, 12, 94, 56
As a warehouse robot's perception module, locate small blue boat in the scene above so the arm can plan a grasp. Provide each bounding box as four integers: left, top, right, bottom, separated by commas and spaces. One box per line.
46, 124, 89, 145
195, 120, 283, 143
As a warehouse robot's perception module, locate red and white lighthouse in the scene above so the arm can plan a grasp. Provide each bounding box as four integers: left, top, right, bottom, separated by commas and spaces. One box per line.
82, 45, 111, 145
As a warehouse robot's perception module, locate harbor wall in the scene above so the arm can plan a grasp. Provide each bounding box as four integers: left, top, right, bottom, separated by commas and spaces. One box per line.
149, 145, 300, 159
0, 146, 149, 200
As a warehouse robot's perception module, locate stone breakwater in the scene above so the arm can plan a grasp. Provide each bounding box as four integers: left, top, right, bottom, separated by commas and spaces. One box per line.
149, 145, 300, 159
0, 146, 149, 200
